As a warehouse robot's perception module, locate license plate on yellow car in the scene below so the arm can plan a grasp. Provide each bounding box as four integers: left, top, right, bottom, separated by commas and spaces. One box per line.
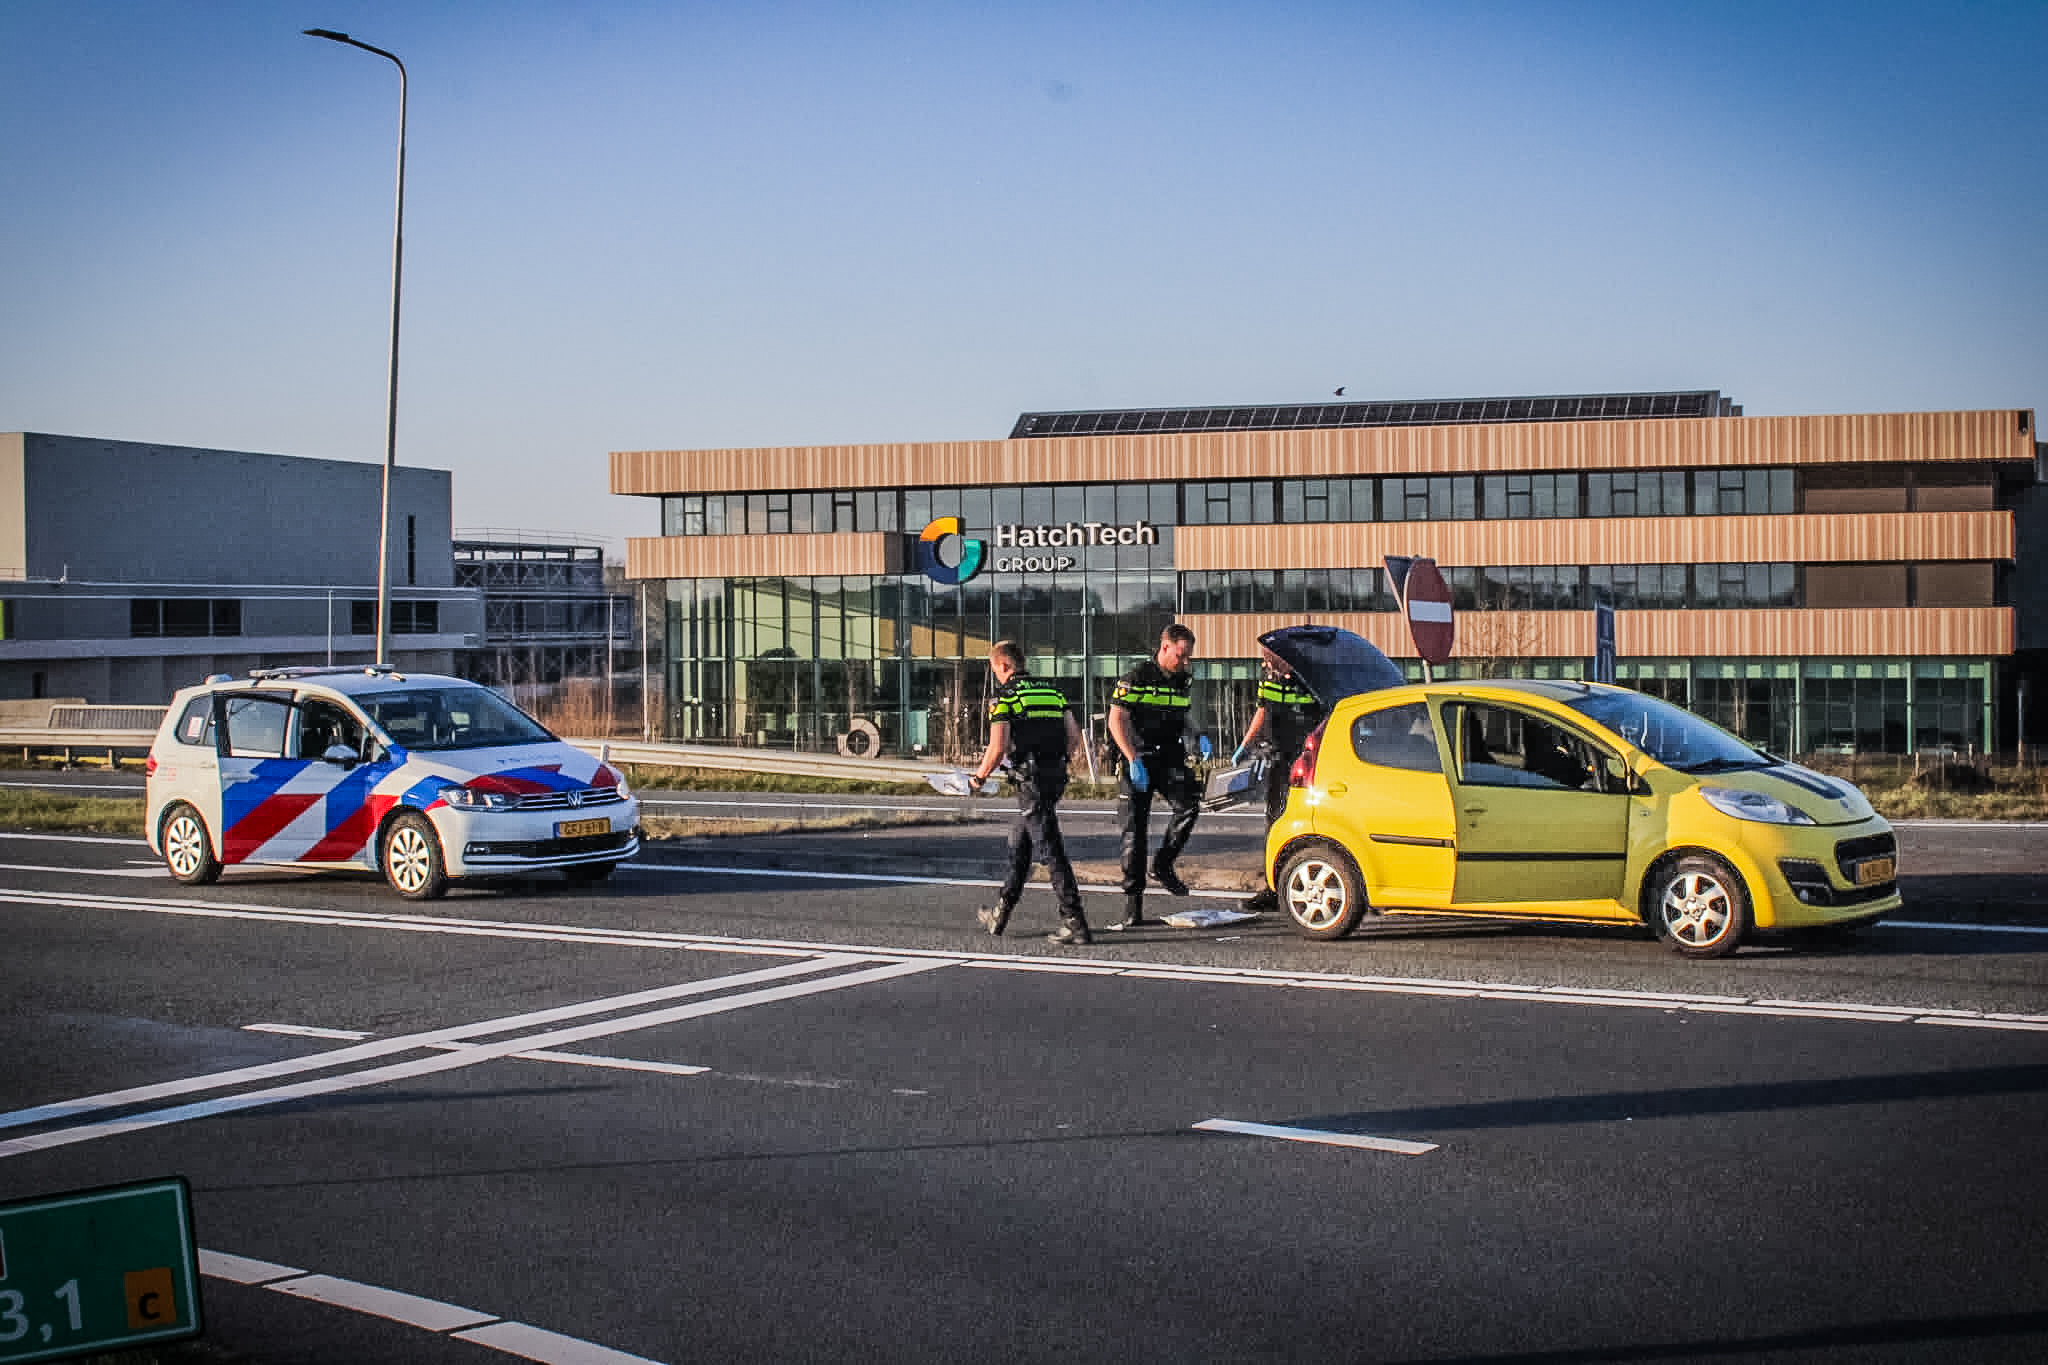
558, 817, 608, 839
1856, 857, 1895, 886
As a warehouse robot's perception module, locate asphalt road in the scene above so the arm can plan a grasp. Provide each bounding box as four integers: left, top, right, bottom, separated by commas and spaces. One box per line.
3, 826, 2047, 1364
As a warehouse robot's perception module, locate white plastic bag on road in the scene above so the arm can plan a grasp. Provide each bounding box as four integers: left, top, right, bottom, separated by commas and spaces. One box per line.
1161, 906, 1260, 929
927, 770, 977, 797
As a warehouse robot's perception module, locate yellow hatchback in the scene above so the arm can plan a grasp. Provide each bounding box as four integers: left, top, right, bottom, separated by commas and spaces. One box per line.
1259, 627, 1901, 959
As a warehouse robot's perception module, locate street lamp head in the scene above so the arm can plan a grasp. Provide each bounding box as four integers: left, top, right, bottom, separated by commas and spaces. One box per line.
303, 28, 351, 41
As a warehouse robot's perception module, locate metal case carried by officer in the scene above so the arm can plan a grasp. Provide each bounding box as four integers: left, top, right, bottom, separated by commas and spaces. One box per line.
1202, 756, 1267, 811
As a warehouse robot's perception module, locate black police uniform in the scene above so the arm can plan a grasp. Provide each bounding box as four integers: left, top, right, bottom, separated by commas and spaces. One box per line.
1110, 657, 1199, 909
1255, 673, 1325, 824
988, 673, 1087, 935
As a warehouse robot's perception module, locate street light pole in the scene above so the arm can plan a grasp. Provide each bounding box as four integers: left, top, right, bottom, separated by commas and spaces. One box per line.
304, 27, 406, 668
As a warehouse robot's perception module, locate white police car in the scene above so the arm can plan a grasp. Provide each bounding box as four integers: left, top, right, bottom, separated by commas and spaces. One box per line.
145, 666, 639, 898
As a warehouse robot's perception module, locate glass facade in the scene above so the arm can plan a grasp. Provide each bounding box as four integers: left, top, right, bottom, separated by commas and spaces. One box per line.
655, 473, 2005, 760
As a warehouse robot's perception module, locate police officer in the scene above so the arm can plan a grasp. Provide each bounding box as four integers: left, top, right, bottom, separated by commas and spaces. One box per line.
1107, 623, 1199, 929
1232, 646, 1326, 912
969, 640, 1092, 946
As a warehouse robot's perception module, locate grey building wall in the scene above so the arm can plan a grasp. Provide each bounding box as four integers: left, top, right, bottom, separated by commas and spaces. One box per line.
15, 433, 454, 587
0, 435, 480, 704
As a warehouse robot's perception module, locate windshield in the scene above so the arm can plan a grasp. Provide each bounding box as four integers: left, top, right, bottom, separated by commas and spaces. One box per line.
358, 686, 555, 752
1563, 689, 1768, 773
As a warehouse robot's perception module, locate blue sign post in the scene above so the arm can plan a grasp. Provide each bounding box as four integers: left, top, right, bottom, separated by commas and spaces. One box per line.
1592, 595, 1616, 685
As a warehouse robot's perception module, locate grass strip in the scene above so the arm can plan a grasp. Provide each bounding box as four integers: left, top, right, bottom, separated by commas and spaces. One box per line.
0, 789, 146, 835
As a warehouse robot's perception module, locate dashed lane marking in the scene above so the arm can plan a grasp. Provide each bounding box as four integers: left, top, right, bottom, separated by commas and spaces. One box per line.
2, 956, 944, 1159
199, 1250, 665, 1363
242, 1024, 711, 1075
5, 887, 2048, 1037
1194, 1118, 1439, 1155
0, 952, 894, 1138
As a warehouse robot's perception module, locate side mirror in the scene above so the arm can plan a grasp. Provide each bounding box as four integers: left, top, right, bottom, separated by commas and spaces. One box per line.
323, 744, 359, 768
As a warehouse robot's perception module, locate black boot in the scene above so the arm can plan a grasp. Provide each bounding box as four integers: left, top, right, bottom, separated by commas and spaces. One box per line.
1151, 860, 1189, 897
1107, 894, 1147, 930
1047, 918, 1092, 946
1245, 887, 1278, 912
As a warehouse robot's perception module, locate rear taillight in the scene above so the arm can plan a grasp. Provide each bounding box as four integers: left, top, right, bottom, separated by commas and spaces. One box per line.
145, 754, 157, 777
1289, 721, 1327, 788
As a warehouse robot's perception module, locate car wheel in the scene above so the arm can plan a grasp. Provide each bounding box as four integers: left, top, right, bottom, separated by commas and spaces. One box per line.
1279, 842, 1369, 940
161, 804, 221, 885
1650, 853, 1750, 959
562, 861, 617, 885
382, 812, 448, 900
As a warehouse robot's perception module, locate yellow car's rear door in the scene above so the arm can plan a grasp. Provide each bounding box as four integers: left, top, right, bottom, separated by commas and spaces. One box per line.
1317, 700, 1456, 909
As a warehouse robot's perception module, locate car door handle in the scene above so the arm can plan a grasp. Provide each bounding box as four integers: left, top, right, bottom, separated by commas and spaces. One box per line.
1462, 805, 1487, 815
1324, 783, 1347, 796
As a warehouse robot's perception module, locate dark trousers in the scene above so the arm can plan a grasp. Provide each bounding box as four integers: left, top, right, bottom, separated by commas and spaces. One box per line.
1258, 753, 1296, 889
1119, 757, 1200, 896
1000, 768, 1085, 925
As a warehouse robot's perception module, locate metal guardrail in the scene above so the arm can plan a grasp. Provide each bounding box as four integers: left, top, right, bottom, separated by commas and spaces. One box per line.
49, 705, 168, 730
0, 724, 955, 783
566, 738, 949, 784
0, 728, 156, 764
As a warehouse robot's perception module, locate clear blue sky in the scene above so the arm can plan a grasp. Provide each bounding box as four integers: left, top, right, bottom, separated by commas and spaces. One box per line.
3, 1, 2042, 552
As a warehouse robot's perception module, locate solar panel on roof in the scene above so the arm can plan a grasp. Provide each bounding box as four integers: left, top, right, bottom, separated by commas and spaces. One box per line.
1007, 390, 1737, 438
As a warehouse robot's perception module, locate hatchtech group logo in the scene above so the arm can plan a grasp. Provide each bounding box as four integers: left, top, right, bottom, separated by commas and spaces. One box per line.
916, 516, 986, 585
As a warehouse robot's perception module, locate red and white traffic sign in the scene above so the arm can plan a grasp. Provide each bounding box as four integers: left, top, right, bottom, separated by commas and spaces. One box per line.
1390, 556, 1455, 665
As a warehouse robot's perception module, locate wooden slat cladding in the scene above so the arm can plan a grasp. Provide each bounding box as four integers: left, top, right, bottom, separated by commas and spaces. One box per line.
1175, 511, 2012, 572
1179, 607, 2013, 663
625, 533, 889, 581
612, 410, 2032, 496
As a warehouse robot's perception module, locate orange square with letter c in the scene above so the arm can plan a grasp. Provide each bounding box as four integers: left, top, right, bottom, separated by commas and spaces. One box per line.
126, 1266, 176, 1328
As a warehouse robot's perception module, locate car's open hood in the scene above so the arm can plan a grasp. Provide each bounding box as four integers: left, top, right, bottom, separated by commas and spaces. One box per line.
1257, 625, 1407, 707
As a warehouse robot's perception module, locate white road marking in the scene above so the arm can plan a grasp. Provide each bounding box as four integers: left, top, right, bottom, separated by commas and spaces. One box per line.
269, 1274, 497, 1331
425, 1041, 710, 1076
0, 860, 161, 877
245, 1023, 374, 1040
200, 1249, 304, 1284
455, 1320, 666, 1364
1887, 918, 2048, 936
1, 957, 946, 1159
4, 835, 2045, 929
1194, 1117, 1439, 1155
6, 886, 2048, 1034
0, 953, 874, 1133
196, 1250, 667, 1364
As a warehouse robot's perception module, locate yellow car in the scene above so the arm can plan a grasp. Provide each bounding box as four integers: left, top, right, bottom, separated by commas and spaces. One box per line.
1259, 626, 1901, 959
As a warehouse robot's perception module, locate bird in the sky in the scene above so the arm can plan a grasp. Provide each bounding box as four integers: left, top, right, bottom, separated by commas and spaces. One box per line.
1334, 387, 1346, 397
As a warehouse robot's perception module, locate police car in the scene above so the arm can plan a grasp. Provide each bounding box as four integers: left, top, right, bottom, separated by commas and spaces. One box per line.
144, 666, 640, 898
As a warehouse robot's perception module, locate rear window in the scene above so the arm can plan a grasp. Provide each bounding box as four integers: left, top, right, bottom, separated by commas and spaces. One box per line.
1351, 702, 1441, 772
173, 697, 214, 747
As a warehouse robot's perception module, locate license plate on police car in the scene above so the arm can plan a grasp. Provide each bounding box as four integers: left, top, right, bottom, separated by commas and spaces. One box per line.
1856, 857, 1894, 886
559, 818, 609, 839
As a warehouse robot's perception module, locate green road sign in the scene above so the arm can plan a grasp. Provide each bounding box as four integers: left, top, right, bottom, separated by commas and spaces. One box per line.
0, 1177, 201, 1363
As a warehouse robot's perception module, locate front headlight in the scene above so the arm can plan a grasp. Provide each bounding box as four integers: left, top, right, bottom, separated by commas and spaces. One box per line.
1698, 785, 1815, 825
443, 785, 514, 810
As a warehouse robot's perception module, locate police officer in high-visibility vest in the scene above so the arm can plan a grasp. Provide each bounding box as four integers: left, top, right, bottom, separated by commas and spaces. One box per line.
970, 639, 1093, 945
1107, 623, 1199, 929
1233, 646, 1326, 912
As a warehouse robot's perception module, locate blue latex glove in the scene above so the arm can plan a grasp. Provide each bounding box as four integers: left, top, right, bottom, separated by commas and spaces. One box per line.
1231, 744, 1248, 765
1127, 756, 1150, 792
